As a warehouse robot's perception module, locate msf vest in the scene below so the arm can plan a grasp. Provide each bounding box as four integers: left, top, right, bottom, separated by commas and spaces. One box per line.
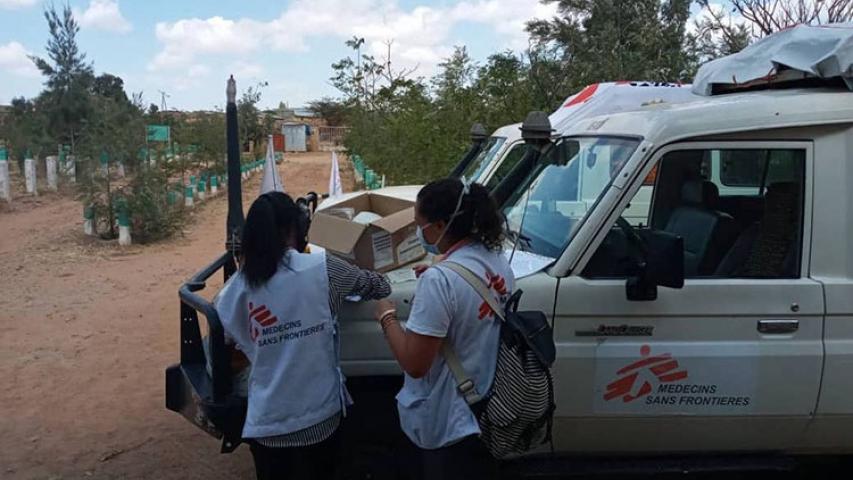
216, 251, 344, 439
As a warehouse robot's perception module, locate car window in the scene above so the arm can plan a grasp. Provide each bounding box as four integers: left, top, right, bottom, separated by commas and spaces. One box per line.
501, 137, 639, 258
462, 136, 506, 181
583, 147, 806, 280
485, 143, 528, 190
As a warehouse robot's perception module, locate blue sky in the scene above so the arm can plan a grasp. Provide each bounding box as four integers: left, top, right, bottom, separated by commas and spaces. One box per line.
0, 0, 563, 110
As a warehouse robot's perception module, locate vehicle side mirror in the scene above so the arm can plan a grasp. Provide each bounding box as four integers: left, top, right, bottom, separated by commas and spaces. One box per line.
626, 230, 684, 301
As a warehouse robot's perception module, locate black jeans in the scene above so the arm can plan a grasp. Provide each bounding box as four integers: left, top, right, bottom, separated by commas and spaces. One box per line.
418, 435, 499, 480
249, 430, 341, 480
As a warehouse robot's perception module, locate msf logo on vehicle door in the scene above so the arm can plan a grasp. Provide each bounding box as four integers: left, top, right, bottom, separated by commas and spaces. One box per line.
603, 345, 688, 403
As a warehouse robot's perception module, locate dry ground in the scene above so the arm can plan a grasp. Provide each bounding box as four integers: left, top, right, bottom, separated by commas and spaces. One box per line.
0, 152, 354, 479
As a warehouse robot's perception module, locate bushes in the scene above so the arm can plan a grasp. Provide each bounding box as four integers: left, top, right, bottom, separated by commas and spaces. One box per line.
124, 167, 186, 244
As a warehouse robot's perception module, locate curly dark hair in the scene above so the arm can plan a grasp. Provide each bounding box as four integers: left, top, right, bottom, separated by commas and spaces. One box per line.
417, 177, 505, 251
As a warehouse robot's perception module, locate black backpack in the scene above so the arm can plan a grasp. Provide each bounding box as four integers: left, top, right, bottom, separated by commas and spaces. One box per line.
440, 261, 556, 459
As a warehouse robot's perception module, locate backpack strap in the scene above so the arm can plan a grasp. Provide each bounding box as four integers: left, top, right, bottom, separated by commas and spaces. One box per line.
441, 261, 505, 323
438, 261, 504, 406
440, 342, 482, 405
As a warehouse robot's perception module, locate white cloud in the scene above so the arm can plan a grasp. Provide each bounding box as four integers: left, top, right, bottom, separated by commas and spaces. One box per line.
149, 0, 557, 77
0, 0, 37, 10
74, 0, 132, 34
0, 41, 40, 78
150, 16, 261, 71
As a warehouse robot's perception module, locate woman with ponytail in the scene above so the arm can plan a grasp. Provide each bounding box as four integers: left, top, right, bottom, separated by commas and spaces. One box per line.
215, 191, 390, 480
374, 178, 514, 479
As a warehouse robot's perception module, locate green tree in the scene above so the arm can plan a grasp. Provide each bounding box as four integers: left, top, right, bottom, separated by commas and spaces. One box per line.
29, 4, 94, 151
181, 111, 226, 174
476, 51, 539, 128
527, 0, 695, 85
92, 73, 129, 104
238, 82, 268, 153
75, 94, 145, 238
430, 47, 483, 167
1, 97, 50, 172
689, 0, 851, 63
308, 97, 348, 126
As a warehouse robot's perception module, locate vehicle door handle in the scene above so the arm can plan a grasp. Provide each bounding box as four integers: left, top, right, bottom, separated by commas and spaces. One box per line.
757, 320, 799, 334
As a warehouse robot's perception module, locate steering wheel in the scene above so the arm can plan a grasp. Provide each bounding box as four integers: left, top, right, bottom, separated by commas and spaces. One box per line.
615, 216, 647, 265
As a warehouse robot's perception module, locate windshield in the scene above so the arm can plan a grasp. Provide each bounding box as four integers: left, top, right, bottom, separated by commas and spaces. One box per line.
462, 136, 506, 181
503, 136, 641, 258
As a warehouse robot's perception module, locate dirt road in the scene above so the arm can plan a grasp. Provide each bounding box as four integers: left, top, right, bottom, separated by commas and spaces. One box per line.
0, 152, 353, 479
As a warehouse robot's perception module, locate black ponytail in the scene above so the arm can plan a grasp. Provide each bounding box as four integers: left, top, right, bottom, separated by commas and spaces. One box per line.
417, 178, 505, 251
242, 192, 301, 288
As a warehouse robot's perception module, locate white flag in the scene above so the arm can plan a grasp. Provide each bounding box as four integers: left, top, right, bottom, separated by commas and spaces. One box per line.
260, 135, 284, 194
329, 151, 343, 197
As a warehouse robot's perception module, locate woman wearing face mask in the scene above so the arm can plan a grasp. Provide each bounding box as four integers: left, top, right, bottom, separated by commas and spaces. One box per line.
374, 178, 514, 479
215, 191, 391, 480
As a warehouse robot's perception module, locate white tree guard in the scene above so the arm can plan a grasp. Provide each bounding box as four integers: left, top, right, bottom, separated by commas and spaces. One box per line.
119, 225, 132, 246
0, 161, 11, 202
24, 158, 37, 195
65, 155, 76, 183
46, 156, 58, 191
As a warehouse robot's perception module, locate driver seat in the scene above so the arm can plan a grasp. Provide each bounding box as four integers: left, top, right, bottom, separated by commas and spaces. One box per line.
663, 181, 735, 276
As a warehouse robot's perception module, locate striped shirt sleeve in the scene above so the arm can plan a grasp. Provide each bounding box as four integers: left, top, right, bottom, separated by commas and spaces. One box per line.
325, 254, 392, 316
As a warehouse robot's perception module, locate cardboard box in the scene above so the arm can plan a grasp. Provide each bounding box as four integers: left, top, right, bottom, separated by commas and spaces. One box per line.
309, 192, 426, 272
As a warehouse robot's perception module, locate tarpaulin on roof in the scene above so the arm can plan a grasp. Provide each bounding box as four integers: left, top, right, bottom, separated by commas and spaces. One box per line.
549, 81, 699, 132
692, 23, 853, 96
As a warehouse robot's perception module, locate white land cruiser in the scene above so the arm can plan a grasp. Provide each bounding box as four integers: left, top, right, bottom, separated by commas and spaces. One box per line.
166, 23, 853, 474
338, 24, 853, 460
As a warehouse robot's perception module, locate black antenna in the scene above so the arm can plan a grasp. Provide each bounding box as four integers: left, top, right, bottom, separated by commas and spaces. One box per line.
225, 76, 244, 264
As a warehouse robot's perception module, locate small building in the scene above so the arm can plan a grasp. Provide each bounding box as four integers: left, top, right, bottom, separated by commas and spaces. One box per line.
282, 122, 308, 152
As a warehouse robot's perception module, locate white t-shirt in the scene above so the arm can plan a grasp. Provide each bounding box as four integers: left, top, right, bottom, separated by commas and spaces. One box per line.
396, 242, 515, 449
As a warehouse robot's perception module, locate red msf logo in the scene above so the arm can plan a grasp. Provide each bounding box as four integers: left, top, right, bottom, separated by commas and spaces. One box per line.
478, 272, 509, 320
604, 345, 688, 403
249, 302, 278, 341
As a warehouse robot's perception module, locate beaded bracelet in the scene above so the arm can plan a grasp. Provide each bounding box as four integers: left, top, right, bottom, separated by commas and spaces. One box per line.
380, 314, 398, 334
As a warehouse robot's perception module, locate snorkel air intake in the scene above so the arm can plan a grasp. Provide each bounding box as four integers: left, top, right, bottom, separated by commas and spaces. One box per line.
225, 76, 244, 272
449, 123, 489, 178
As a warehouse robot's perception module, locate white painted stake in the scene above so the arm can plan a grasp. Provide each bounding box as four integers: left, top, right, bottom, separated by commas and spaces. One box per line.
0, 161, 11, 202
65, 155, 76, 183
119, 225, 132, 246
24, 158, 37, 195
46, 156, 58, 191
83, 206, 95, 236
117, 162, 126, 178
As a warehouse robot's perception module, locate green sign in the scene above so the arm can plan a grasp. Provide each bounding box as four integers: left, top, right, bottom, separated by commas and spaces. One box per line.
146, 125, 170, 142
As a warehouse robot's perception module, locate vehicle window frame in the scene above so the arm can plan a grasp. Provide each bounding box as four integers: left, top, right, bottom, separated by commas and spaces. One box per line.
481, 139, 526, 187
462, 136, 507, 180
566, 140, 814, 282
